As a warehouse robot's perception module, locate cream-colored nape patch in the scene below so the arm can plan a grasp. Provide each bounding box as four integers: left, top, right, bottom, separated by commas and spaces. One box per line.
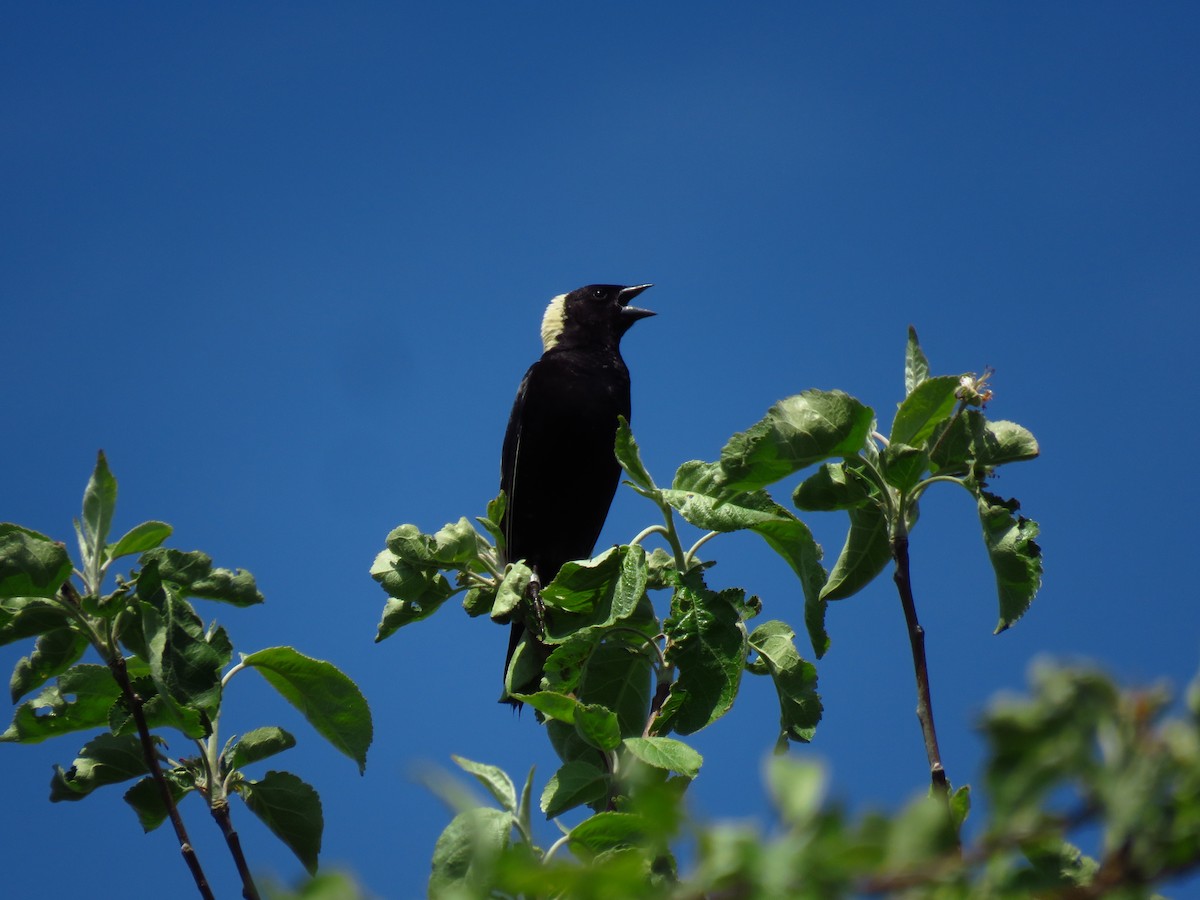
540, 293, 567, 351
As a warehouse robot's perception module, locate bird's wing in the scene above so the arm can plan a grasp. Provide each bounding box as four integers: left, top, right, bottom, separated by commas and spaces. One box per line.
499, 363, 536, 564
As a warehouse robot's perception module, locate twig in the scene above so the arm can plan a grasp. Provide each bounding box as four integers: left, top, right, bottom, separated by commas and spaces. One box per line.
890, 531, 950, 798
212, 800, 262, 900
107, 653, 216, 900
643, 678, 672, 738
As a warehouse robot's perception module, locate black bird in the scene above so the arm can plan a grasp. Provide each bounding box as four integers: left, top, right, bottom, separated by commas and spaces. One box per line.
499, 283, 654, 704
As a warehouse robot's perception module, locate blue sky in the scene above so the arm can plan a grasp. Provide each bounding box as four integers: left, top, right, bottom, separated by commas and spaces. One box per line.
3, 4, 1199, 897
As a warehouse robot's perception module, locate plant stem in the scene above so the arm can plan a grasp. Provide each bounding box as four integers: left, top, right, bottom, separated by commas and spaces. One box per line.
890, 529, 950, 799
642, 677, 672, 738
654, 500, 688, 573
212, 800, 262, 900
630, 523, 669, 546
683, 530, 720, 569
106, 653, 216, 900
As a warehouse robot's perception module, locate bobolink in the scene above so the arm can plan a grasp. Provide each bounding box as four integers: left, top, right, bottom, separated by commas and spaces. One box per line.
499, 283, 654, 704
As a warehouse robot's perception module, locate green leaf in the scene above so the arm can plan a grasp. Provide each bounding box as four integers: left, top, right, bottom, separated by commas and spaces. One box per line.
9, 625, 90, 702
139, 548, 263, 606
0, 524, 73, 599
644, 548, 677, 591
81, 450, 118, 561
747, 620, 822, 748
655, 572, 747, 736
1, 664, 120, 743
462, 584, 498, 618
517, 765, 536, 846
141, 590, 223, 730
491, 562, 532, 622
883, 794, 959, 869
542, 545, 648, 643
371, 551, 453, 640
929, 411, 1040, 475
622, 736, 703, 779
615, 416, 657, 493
223, 726, 297, 771
905, 325, 931, 396
973, 419, 1040, 468
542, 760, 609, 818
881, 442, 929, 493
977, 491, 1042, 632
50, 732, 148, 801
511, 690, 580, 724
1018, 838, 1101, 891
430, 518, 482, 567
575, 630, 655, 739
475, 493, 507, 551
108, 521, 173, 561
927, 411, 972, 474
0, 596, 72, 647
949, 784, 971, 831
428, 807, 511, 898
890, 375, 962, 448
379, 518, 483, 572
765, 755, 826, 826
665, 462, 828, 657
717, 389, 875, 493
124, 768, 196, 832
982, 665, 1118, 824
568, 812, 648, 855
541, 595, 657, 739
819, 502, 891, 602
452, 755, 518, 813
242, 646, 373, 774
240, 770, 324, 875
384, 524, 436, 562
575, 703, 622, 752
106, 668, 206, 740
792, 460, 874, 512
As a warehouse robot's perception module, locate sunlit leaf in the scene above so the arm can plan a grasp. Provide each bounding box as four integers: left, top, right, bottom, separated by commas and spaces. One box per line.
242, 646, 372, 774
240, 770, 324, 875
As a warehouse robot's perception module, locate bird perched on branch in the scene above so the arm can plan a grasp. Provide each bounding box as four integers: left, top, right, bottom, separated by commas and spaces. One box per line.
499, 283, 654, 705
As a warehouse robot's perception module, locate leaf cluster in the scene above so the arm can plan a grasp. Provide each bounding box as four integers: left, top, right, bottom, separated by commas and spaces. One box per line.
417, 662, 1200, 899
1, 452, 373, 882
373, 329, 1048, 896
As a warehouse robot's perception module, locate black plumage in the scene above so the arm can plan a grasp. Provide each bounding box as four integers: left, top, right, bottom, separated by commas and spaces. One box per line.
499, 283, 654, 703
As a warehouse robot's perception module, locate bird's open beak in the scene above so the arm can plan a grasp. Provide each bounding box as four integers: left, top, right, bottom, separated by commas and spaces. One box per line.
618, 284, 655, 321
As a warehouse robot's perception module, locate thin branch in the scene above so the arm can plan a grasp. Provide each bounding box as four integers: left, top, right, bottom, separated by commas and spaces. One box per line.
211, 800, 262, 900
890, 530, 950, 799
683, 530, 720, 569
642, 678, 673, 738
106, 653, 216, 900
630, 523, 670, 546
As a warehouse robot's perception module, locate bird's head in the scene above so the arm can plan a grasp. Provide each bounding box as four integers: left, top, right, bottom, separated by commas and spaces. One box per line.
540, 284, 654, 352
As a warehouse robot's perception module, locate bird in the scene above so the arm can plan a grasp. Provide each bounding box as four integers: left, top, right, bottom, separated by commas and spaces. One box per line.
498, 283, 654, 705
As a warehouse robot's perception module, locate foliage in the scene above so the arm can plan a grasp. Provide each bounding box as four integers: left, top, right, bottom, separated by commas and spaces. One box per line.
1, 453, 373, 898
7, 329, 1197, 899
371, 329, 1073, 897
429, 662, 1200, 898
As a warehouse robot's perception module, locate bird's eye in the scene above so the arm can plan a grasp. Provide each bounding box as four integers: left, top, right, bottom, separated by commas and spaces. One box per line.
593, 288, 605, 299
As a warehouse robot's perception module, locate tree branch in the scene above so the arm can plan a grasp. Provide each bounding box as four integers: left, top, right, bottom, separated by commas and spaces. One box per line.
211, 799, 262, 900
106, 653, 216, 900
891, 531, 950, 798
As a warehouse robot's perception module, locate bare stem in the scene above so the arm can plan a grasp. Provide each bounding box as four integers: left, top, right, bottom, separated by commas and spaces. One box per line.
212, 800, 262, 900
642, 675, 673, 738
890, 531, 950, 799
106, 653, 216, 900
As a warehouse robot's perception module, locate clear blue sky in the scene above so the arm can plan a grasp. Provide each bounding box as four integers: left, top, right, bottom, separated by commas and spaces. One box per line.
4, 4, 1199, 897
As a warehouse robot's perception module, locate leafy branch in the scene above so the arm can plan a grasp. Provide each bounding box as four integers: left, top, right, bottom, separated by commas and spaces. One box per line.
1, 453, 373, 898
372, 327, 1043, 893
